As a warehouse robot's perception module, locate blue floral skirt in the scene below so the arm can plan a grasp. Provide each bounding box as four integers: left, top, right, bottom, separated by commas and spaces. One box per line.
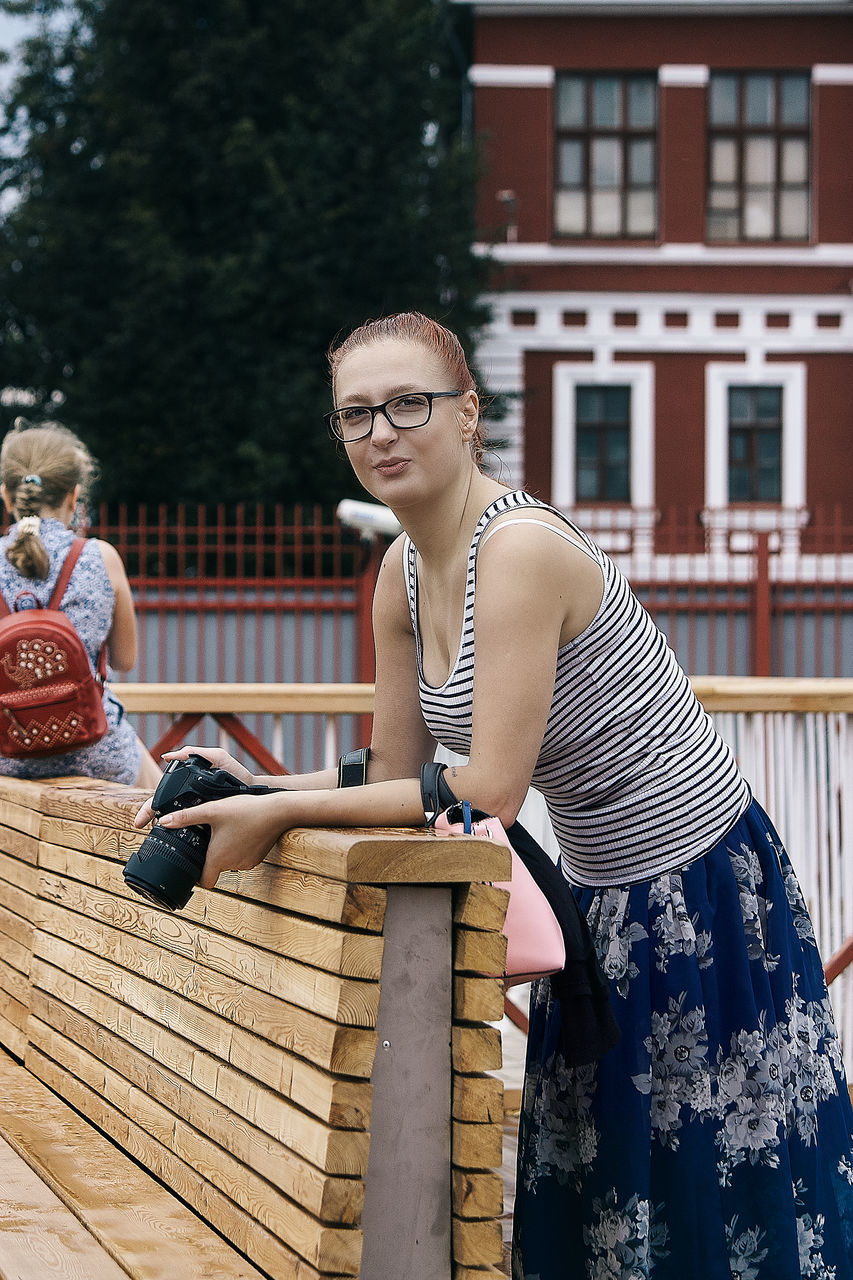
512, 799, 853, 1279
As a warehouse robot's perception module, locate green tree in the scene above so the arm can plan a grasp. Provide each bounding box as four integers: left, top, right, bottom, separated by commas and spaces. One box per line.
0, 0, 486, 505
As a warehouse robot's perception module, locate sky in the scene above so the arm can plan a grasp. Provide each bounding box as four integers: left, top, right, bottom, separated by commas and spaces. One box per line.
0, 10, 36, 94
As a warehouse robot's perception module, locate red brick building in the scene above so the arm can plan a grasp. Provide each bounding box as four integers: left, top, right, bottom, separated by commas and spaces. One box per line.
456, 0, 853, 556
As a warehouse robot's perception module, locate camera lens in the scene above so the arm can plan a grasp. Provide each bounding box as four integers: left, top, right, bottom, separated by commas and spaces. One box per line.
123, 822, 209, 912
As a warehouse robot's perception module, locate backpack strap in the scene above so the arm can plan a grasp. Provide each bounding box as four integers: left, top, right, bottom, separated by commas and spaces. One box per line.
49, 538, 109, 684
48, 537, 87, 609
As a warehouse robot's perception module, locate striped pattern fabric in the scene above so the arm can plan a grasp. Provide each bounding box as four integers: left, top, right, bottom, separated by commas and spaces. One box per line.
404, 490, 750, 887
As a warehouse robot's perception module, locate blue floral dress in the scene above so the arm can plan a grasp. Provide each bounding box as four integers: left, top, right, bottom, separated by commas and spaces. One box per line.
513, 799, 853, 1279
0, 519, 142, 784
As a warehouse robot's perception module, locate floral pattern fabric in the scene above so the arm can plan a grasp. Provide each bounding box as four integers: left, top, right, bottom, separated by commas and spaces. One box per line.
0, 519, 141, 783
513, 800, 853, 1279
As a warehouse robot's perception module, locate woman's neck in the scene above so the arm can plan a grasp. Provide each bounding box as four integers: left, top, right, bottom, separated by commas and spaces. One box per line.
398, 470, 506, 568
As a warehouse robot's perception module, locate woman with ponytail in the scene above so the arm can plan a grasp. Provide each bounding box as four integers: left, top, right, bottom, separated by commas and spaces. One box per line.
0, 420, 160, 786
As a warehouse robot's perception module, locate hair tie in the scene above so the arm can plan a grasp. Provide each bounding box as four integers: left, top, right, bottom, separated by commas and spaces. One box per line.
22, 474, 42, 487
18, 516, 41, 536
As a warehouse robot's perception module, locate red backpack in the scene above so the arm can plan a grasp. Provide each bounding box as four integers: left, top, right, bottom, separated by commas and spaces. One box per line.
0, 538, 108, 758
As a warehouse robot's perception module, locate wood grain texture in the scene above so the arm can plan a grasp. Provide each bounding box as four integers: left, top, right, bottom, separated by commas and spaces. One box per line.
26, 1047, 363, 1278
0, 1050, 272, 1280
273, 826, 511, 886
0, 772, 511, 1277
452, 1216, 504, 1267
31, 992, 369, 1180
38, 839, 388, 932
38, 868, 385, 981
452, 1025, 503, 1074
452, 1121, 504, 1171
453, 882, 510, 932
454, 925, 508, 976
31, 940, 378, 1078
31, 969, 372, 1131
452, 1168, 504, 1219
452, 1074, 505, 1124
0, 1133, 130, 1280
35, 899, 380, 1029
454, 975, 506, 1024
28, 1020, 366, 1249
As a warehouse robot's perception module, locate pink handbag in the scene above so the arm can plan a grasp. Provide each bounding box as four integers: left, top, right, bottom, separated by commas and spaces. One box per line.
434, 801, 566, 986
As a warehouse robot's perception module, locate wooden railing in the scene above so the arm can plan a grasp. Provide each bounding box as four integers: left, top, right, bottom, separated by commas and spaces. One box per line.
117, 677, 853, 1073
0, 774, 512, 1279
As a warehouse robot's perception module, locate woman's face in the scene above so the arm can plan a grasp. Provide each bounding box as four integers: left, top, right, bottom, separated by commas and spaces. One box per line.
333, 338, 476, 508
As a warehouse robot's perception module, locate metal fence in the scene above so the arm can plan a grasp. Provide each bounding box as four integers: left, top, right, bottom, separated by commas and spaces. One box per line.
78, 503, 853, 768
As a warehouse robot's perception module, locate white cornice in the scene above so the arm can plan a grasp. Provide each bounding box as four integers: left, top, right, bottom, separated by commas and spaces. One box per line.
813, 63, 853, 83
659, 64, 710, 86
469, 63, 555, 86
475, 241, 853, 266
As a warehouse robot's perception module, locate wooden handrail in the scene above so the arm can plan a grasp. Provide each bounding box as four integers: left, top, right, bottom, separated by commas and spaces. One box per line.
690, 677, 853, 713
116, 677, 853, 716
117, 681, 376, 714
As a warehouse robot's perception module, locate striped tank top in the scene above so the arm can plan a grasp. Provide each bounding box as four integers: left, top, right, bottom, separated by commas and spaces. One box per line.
404, 490, 750, 887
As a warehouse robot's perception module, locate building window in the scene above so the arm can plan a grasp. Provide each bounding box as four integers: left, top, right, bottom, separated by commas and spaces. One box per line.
554, 73, 657, 238
575, 386, 631, 501
728, 386, 783, 501
707, 71, 810, 241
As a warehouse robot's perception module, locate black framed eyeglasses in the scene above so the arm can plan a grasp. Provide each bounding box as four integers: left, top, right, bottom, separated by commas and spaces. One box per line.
325, 390, 464, 443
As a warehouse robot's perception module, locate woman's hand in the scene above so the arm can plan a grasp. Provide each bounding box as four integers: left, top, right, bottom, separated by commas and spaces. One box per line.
155, 790, 289, 890
132, 745, 256, 829
161, 745, 255, 783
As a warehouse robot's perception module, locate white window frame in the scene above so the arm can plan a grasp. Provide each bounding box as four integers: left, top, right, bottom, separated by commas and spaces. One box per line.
705, 361, 806, 516
552, 361, 655, 509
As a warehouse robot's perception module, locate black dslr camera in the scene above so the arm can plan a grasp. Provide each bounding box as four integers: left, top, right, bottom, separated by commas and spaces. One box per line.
123, 754, 273, 912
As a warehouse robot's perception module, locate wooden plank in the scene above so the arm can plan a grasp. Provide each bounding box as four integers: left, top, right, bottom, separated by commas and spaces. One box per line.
454, 976, 506, 1024
0, 776, 52, 811
452, 1074, 504, 1124
0, 800, 43, 839
0, 899, 34, 951
39, 839, 387, 933
274, 827, 511, 887
454, 1265, 507, 1279
0, 1133, 130, 1280
117, 681, 377, 716
452, 1121, 504, 1171
0, 1012, 25, 1059
38, 866, 384, 981
0, 955, 30, 1005
36, 896, 380, 1029
0, 1049, 274, 1280
0, 849, 40, 900
452, 1025, 502, 1074
0, 820, 41, 863
114, 676, 853, 718
452, 1217, 504, 1267
24, 1047, 363, 1277
691, 675, 853, 713
32, 991, 369, 1180
38, 813, 143, 858
453, 882, 509, 932
29, 1019, 365, 1233
454, 926, 507, 976
0, 988, 28, 1033
452, 1168, 503, 1219
0, 931, 32, 980
32, 965, 371, 1131
32, 939, 376, 1079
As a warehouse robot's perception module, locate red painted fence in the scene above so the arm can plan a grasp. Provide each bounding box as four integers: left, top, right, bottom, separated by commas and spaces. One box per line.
82, 502, 852, 682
